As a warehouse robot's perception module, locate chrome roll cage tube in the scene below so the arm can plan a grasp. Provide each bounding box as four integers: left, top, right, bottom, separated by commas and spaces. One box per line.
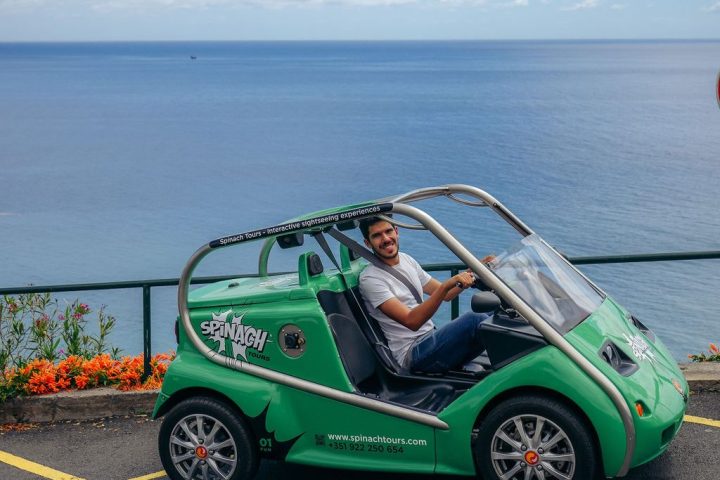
390, 185, 634, 476
178, 235, 449, 431
391, 184, 534, 236
257, 238, 274, 277
178, 184, 634, 475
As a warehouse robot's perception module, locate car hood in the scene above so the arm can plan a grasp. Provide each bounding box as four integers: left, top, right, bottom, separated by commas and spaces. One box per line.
565, 298, 688, 413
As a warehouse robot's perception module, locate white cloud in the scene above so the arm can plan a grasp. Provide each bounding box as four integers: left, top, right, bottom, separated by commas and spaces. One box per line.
609, 2, 625, 9
0, 0, 45, 8
2, 0, 537, 9
90, 0, 231, 12
437, 0, 492, 5
0, 0, 422, 10
704, 1, 720, 12
484, 0, 528, 7
561, 0, 598, 11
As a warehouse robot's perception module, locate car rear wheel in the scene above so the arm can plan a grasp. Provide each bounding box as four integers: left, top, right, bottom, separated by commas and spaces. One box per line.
474, 395, 598, 480
159, 396, 259, 480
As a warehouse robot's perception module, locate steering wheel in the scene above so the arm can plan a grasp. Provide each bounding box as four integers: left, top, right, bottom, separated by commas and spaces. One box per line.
455, 271, 489, 291
467, 271, 521, 319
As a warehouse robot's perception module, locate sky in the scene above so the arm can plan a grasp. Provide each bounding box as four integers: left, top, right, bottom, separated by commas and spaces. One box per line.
0, 0, 718, 41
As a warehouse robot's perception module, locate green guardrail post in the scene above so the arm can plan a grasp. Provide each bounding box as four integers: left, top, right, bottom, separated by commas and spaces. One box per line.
142, 285, 152, 381
450, 267, 460, 320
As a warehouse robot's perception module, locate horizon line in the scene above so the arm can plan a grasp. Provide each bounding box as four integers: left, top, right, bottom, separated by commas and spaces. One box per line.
2, 37, 720, 44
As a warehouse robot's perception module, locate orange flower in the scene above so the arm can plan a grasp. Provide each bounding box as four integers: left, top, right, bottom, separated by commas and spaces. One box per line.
56, 377, 71, 390
117, 368, 142, 391
143, 377, 163, 390
27, 371, 59, 395
3, 351, 174, 399
57, 356, 84, 376
20, 358, 53, 377
81, 353, 121, 387
74, 374, 89, 390
2, 368, 17, 382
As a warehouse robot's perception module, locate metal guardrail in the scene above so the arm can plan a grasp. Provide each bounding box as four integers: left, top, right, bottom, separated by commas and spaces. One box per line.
0, 274, 265, 381
1, 251, 719, 379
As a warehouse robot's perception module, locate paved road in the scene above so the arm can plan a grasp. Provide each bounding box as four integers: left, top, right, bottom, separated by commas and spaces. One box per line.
1, 392, 718, 480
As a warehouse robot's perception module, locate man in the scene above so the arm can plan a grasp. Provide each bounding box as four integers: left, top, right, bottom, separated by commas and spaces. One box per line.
358, 216, 489, 374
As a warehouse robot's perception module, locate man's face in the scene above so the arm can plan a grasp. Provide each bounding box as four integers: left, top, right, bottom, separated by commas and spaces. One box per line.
364, 221, 399, 260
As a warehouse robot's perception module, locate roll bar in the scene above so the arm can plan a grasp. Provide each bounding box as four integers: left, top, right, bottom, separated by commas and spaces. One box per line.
177, 184, 635, 476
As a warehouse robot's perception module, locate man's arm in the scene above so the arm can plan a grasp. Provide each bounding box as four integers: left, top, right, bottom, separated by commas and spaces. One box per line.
423, 278, 465, 302
378, 272, 474, 331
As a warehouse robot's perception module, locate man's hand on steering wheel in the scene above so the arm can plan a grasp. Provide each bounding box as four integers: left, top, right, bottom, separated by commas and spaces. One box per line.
452, 255, 497, 290
452, 271, 475, 290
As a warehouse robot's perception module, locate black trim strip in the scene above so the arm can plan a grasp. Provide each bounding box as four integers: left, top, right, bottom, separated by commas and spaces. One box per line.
209, 203, 393, 249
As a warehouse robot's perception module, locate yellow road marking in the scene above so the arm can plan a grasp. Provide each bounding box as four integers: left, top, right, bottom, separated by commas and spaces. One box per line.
0, 449, 85, 480
128, 471, 167, 480
684, 414, 720, 428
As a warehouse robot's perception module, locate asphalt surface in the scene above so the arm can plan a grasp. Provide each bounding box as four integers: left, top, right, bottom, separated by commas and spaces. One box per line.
0, 392, 718, 480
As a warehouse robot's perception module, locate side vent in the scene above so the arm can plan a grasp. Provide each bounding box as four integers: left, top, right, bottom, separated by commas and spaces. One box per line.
599, 341, 638, 376
630, 315, 656, 342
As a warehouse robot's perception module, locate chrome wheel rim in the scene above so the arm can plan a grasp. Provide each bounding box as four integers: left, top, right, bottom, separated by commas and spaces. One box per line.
169, 414, 238, 480
490, 414, 575, 480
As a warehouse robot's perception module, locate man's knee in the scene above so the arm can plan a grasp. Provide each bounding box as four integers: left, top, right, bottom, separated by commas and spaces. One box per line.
462, 311, 490, 328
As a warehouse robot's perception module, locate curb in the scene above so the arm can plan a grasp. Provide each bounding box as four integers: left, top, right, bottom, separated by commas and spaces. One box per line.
680, 362, 720, 393
0, 387, 159, 424
1, 363, 719, 425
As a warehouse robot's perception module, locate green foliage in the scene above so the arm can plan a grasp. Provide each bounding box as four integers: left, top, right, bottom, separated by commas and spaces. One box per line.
0, 365, 31, 402
688, 343, 720, 362
1, 293, 51, 371
0, 293, 121, 373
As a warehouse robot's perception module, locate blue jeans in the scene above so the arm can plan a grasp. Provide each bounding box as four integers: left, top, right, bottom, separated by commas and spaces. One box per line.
407, 312, 489, 374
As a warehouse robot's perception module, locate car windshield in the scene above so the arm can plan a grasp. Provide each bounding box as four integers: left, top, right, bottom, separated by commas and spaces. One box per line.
486, 234, 604, 333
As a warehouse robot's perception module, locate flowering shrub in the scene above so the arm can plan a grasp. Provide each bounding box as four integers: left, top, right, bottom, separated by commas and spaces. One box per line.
0, 352, 174, 402
0, 293, 173, 402
688, 343, 720, 362
1, 293, 119, 373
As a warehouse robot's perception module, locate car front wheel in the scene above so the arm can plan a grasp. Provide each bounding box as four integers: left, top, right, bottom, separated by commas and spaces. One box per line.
159, 396, 259, 480
474, 395, 598, 480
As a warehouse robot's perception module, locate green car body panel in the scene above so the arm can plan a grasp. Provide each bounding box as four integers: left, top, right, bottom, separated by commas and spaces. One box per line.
154, 186, 688, 479
565, 298, 688, 467
435, 344, 626, 476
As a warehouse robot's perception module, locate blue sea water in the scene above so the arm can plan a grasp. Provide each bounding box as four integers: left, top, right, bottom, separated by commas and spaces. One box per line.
1, 40, 719, 361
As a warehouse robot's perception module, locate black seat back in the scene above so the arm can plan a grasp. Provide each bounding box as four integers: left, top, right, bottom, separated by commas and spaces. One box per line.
317, 289, 403, 374
344, 287, 404, 373
327, 313, 378, 387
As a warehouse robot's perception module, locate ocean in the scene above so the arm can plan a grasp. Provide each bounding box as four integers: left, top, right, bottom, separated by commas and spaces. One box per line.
1, 40, 719, 361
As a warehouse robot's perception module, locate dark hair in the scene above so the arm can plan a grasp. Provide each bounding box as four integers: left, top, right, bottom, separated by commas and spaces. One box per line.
359, 215, 392, 240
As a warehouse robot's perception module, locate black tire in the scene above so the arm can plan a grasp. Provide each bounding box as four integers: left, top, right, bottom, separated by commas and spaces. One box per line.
474, 395, 598, 480
159, 396, 259, 480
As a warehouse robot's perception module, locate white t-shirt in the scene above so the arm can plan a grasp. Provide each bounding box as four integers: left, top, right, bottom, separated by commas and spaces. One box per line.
358, 252, 434, 366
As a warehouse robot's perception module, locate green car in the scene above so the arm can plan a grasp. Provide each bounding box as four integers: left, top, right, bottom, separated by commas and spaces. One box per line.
153, 185, 688, 480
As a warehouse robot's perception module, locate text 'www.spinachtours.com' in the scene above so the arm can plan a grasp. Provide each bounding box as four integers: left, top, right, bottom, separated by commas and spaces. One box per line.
327, 433, 428, 446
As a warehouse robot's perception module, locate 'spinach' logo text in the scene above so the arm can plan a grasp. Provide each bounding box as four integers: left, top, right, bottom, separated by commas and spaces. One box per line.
201, 310, 270, 361
623, 333, 655, 363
